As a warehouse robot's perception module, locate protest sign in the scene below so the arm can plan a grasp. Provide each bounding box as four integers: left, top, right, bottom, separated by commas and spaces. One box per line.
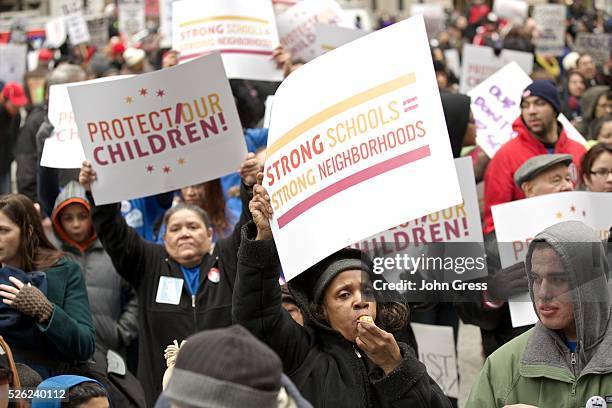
264, 95, 274, 129
533, 4, 566, 56
469, 62, 586, 158
574, 33, 612, 67
353, 157, 487, 285
159, 0, 179, 47
276, 0, 350, 62
172, 0, 282, 82
313, 24, 367, 57
265, 15, 462, 280
65, 12, 91, 45
493, 0, 528, 24
0, 43, 27, 84
50, 0, 83, 16
468, 62, 531, 158
45, 16, 67, 47
492, 192, 612, 327
145, 0, 159, 17
410, 4, 445, 40
460, 44, 533, 94
86, 16, 109, 50
444, 49, 461, 78
411, 323, 459, 399
118, 0, 146, 42
68, 54, 246, 205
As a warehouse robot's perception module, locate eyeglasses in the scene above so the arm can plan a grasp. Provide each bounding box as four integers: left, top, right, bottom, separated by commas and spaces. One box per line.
590, 169, 612, 178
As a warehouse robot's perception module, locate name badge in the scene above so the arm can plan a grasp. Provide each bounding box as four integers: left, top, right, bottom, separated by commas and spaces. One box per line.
156, 276, 183, 305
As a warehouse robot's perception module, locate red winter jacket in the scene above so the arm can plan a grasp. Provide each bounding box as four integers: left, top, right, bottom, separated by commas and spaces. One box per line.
482, 117, 586, 235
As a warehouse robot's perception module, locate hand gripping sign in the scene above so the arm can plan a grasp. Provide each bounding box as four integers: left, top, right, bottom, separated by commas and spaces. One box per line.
264, 15, 462, 280
68, 53, 246, 205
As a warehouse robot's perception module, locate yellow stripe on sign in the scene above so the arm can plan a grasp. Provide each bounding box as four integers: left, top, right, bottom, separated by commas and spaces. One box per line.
179, 15, 269, 28
267, 72, 416, 156
321, 44, 336, 51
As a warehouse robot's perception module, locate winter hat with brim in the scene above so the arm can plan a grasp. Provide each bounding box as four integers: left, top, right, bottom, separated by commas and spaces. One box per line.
514, 153, 573, 187
164, 325, 282, 408
32, 375, 107, 408
521, 80, 561, 114
311, 248, 373, 304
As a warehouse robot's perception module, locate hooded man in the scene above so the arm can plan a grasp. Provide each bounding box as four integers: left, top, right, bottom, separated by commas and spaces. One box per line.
482, 80, 586, 237
467, 221, 612, 406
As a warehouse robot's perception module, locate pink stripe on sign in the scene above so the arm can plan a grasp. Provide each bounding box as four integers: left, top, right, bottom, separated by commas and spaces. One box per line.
277, 145, 431, 229
403, 104, 419, 112
403, 96, 418, 105
179, 49, 274, 61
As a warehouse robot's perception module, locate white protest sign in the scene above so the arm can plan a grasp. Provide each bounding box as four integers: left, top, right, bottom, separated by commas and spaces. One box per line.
444, 49, 461, 78
45, 17, 67, 48
172, 0, 282, 82
574, 33, 612, 68
469, 62, 586, 158
313, 23, 367, 57
469, 62, 531, 158
410, 4, 445, 40
411, 323, 459, 399
41, 77, 129, 169
460, 44, 533, 94
65, 12, 91, 44
493, 0, 528, 24
68, 54, 247, 205
27, 51, 39, 72
533, 4, 566, 56
276, 0, 351, 63
264, 95, 274, 129
50, 0, 83, 16
0, 44, 27, 84
159, 0, 180, 47
352, 157, 487, 283
265, 15, 462, 280
118, 0, 146, 42
493, 192, 612, 327
86, 16, 109, 50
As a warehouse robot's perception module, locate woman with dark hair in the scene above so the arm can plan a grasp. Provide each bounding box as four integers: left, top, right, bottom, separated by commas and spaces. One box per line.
232, 176, 452, 408
79, 154, 260, 406
580, 143, 612, 192
560, 70, 586, 122
0, 194, 95, 378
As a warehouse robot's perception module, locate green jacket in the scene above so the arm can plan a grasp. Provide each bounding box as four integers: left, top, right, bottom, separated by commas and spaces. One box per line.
38, 257, 96, 362
467, 221, 612, 407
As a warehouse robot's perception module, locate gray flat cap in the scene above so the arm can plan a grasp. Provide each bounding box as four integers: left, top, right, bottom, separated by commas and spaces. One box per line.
514, 154, 573, 187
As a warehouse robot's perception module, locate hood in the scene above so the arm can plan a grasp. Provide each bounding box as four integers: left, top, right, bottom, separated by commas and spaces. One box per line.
525, 221, 611, 354
51, 181, 96, 253
32, 375, 108, 408
441, 93, 471, 158
287, 248, 405, 338
580, 86, 608, 122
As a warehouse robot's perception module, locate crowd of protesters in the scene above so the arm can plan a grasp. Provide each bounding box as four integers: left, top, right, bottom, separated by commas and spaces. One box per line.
0, 0, 611, 407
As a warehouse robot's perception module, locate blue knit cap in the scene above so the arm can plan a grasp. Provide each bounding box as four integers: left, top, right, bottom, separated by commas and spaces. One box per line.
521, 80, 561, 113
31, 375, 109, 408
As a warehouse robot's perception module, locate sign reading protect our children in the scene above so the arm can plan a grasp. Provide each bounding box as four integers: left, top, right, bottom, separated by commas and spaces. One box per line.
265, 15, 462, 280
352, 157, 487, 284
492, 191, 612, 328
172, 0, 282, 82
276, 0, 351, 62
68, 54, 246, 205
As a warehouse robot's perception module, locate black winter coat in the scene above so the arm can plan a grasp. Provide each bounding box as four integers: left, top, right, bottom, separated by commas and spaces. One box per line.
233, 222, 452, 408
90, 183, 251, 406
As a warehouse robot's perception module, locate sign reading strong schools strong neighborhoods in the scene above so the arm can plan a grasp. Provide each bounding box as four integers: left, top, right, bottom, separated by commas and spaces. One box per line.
68, 54, 246, 205
265, 15, 462, 280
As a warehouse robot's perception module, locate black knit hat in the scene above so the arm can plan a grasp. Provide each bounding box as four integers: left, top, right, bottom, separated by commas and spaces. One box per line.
521, 80, 561, 114
165, 325, 282, 408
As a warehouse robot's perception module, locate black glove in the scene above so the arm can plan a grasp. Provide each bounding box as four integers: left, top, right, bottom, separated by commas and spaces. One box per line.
487, 261, 528, 301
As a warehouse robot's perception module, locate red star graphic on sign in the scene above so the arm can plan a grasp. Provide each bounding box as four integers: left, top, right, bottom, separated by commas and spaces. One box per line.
139, 88, 148, 96
163, 165, 171, 174
156, 89, 166, 98
146, 164, 154, 173
570, 205, 576, 213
